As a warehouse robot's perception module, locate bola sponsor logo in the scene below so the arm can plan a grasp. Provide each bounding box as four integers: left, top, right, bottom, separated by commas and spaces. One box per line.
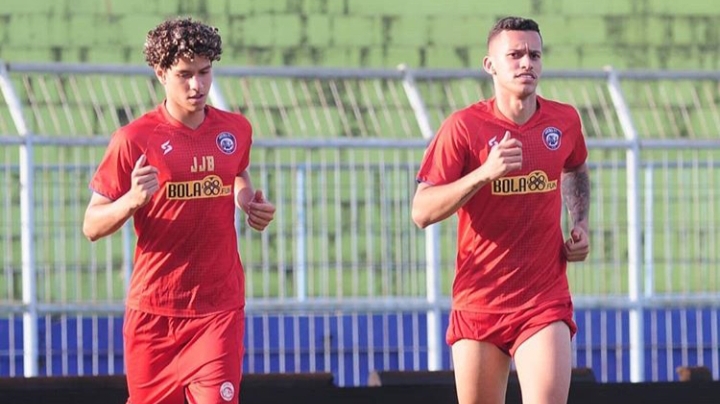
166, 175, 232, 200
491, 170, 557, 195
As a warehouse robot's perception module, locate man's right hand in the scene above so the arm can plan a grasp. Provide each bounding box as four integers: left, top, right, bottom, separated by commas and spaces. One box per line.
129, 154, 159, 209
481, 130, 523, 181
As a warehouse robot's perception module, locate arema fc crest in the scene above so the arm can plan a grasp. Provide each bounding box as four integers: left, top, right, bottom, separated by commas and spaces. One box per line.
216, 132, 237, 154
219, 381, 235, 401
542, 127, 562, 151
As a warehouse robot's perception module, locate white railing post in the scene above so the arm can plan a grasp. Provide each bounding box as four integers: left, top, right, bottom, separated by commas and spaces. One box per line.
0, 61, 39, 377
606, 67, 645, 382
295, 165, 307, 302
121, 224, 133, 295
644, 166, 654, 298
399, 64, 442, 371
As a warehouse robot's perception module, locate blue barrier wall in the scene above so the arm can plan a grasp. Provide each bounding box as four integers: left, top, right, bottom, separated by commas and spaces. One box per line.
1, 308, 717, 384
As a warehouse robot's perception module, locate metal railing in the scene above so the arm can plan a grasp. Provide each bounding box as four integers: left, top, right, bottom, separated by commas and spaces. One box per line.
0, 62, 719, 384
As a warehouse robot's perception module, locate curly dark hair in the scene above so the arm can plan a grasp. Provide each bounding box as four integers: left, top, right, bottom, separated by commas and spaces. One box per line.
143, 17, 222, 70
487, 16, 542, 48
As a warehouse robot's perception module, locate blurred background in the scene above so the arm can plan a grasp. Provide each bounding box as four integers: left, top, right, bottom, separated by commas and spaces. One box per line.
2, 0, 718, 69
0, 0, 719, 401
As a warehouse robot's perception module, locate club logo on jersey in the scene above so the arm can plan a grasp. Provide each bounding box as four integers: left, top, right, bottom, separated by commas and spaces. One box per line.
216, 132, 237, 155
220, 381, 235, 401
488, 135, 499, 148
165, 174, 232, 200
491, 170, 558, 195
542, 127, 562, 151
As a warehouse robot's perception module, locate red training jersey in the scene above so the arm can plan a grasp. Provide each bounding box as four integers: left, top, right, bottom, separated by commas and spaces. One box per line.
90, 104, 251, 317
416, 96, 588, 313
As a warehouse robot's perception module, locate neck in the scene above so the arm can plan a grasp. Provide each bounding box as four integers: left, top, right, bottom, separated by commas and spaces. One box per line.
494, 91, 537, 125
164, 102, 205, 130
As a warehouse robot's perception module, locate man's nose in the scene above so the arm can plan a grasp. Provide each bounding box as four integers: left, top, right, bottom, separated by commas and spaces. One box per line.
520, 54, 532, 70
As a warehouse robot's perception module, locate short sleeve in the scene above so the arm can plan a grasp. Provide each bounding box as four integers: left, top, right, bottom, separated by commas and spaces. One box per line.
89, 129, 142, 201
236, 116, 253, 176
564, 108, 588, 170
416, 114, 469, 185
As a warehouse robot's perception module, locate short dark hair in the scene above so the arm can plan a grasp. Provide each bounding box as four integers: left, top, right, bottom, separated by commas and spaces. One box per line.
143, 17, 222, 70
487, 17, 542, 48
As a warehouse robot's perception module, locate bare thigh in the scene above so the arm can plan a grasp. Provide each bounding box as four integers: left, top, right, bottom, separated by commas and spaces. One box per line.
452, 339, 511, 404
513, 321, 572, 404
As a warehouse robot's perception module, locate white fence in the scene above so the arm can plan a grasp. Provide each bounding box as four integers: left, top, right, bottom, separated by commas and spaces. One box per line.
0, 62, 719, 385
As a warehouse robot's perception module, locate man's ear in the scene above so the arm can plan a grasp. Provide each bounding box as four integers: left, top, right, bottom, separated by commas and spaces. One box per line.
482, 56, 495, 75
154, 67, 166, 85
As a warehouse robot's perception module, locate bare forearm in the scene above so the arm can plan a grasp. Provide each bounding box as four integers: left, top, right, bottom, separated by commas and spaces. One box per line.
412, 169, 490, 228
234, 171, 255, 212
561, 164, 590, 231
83, 194, 137, 242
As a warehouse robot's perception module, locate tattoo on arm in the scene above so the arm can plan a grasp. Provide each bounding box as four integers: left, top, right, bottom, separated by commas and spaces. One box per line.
562, 168, 590, 226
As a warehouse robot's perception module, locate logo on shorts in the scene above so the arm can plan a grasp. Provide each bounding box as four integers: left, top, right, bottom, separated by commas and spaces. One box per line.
220, 381, 235, 401
216, 132, 237, 155
542, 127, 562, 151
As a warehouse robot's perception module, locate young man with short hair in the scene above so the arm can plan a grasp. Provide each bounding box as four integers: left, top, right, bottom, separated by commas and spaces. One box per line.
413, 16, 590, 404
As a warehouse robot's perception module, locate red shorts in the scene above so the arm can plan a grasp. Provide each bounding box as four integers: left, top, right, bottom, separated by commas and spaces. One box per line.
124, 308, 245, 404
446, 299, 577, 357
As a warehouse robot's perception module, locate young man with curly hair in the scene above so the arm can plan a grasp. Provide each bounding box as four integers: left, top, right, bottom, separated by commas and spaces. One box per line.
83, 17, 275, 404
413, 16, 591, 404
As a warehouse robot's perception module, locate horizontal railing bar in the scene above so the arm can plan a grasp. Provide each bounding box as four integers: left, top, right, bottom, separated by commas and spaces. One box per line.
1, 294, 719, 316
